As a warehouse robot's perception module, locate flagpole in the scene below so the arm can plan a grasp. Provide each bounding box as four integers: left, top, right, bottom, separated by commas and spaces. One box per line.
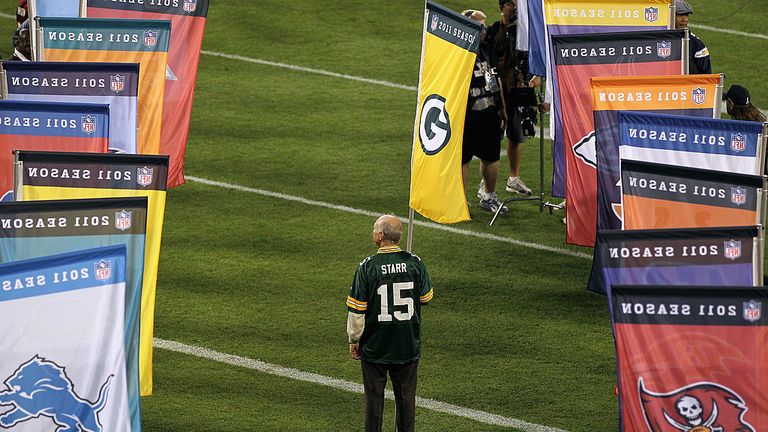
407, 1, 430, 254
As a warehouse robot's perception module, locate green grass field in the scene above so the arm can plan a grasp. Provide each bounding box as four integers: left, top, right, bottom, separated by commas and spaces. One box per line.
1, 0, 766, 430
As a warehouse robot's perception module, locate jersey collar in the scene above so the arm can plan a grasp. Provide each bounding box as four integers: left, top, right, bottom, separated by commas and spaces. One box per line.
377, 246, 402, 254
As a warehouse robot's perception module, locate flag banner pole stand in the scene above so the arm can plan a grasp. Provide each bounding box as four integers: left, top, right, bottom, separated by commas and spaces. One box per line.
406, 208, 415, 253
491, 81, 562, 225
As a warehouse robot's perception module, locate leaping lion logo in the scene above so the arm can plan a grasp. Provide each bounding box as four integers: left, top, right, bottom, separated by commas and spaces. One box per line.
0, 356, 113, 432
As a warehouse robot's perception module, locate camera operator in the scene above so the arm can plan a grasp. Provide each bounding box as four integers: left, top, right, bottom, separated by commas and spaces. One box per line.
485, 0, 535, 196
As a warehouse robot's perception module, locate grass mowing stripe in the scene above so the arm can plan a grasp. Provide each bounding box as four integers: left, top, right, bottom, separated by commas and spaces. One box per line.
200, 50, 417, 92
690, 23, 768, 40
154, 338, 570, 432
185, 175, 592, 260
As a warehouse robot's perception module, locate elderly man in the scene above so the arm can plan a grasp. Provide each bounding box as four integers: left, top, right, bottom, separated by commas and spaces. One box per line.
346, 214, 433, 432
675, 0, 711, 74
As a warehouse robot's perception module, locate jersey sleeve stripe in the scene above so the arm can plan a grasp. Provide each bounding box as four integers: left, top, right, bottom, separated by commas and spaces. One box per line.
346, 296, 368, 311
420, 289, 434, 303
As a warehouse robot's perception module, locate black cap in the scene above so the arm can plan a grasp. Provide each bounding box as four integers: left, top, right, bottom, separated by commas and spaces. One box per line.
499, 0, 513, 6
724, 85, 751, 107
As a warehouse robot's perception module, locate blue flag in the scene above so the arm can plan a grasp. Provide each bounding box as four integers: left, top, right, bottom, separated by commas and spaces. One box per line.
589, 226, 760, 296
618, 111, 765, 175
0, 245, 132, 431
3, 61, 139, 154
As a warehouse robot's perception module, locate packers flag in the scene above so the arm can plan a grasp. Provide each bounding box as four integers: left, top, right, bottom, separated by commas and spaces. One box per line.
409, 1, 481, 224
15, 150, 168, 397
86, 0, 210, 188
35, 17, 171, 156
0, 197, 148, 431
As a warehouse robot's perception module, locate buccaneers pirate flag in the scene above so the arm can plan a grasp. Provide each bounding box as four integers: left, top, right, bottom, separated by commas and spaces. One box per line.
409, 0, 481, 224
611, 285, 767, 430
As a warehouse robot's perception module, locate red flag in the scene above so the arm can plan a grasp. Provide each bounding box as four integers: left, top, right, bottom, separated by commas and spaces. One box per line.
87, 0, 210, 188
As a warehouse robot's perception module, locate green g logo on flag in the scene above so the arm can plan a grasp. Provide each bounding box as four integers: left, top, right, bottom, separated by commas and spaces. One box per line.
419, 94, 451, 155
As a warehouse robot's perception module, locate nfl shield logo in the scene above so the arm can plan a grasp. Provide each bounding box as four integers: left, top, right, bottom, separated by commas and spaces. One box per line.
110, 74, 125, 93
644, 7, 658, 22
94, 260, 111, 281
730, 133, 746, 152
183, 0, 197, 12
744, 300, 762, 323
115, 210, 132, 231
81, 115, 96, 134
723, 239, 742, 260
137, 166, 154, 187
656, 41, 671, 58
731, 186, 747, 205
143, 30, 158, 48
692, 87, 706, 105
430, 15, 438, 31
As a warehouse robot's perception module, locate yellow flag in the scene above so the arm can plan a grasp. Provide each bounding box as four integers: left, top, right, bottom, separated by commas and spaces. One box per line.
409, 1, 481, 224
16, 151, 168, 397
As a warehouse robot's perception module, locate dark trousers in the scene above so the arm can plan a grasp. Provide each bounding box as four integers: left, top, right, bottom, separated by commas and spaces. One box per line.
361, 360, 419, 432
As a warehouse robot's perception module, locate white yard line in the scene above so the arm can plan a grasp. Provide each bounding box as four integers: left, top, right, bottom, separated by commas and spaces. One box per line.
200, 50, 418, 92
185, 176, 591, 260
154, 338, 570, 432
689, 23, 768, 40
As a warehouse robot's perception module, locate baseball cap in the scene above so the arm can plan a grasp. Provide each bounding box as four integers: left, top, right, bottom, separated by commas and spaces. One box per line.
499, 0, 513, 6
675, 0, 693, 15
723, 85, 751, 107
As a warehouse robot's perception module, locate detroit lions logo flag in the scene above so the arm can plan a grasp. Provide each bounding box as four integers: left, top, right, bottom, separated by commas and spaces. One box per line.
0, 245, 132, 431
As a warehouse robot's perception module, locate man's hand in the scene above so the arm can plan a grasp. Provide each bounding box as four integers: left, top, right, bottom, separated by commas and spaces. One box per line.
349, 343, 361, 360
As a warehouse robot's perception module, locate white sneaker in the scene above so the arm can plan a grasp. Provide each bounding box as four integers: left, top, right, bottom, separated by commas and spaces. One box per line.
506, 176, 532, 195
476, 180, 485, 199
479, 192, 508, 214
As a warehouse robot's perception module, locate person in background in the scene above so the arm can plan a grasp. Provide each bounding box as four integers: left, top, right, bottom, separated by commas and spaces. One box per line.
723, 85, 766, 122
485, 0, 535, 196
346, 215, 433, 432
674, 0, 711, 74
11, 19, 30, 61
16, 0, 27, 27
461, 9, 508, 215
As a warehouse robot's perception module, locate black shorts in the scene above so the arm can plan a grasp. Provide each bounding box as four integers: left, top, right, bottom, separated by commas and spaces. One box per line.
504, 105, 524, 144
462, 109, 502, 165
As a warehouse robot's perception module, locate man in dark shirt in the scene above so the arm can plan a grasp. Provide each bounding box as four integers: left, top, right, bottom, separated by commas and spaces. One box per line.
485, 0, 535, 196
346, 214, 433, 432
675, 0, 711, 74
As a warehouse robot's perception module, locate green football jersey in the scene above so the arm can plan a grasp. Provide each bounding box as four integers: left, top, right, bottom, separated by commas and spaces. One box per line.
347, 246, 433, 364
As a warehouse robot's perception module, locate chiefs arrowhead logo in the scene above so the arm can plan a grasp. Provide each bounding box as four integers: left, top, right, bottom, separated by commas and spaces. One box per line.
573, 131, 597, 169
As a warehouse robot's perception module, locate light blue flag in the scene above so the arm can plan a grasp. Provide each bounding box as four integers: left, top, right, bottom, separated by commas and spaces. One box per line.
0, 197, 147, 432
29, 0, 81, 19
0, 244, 131, 432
